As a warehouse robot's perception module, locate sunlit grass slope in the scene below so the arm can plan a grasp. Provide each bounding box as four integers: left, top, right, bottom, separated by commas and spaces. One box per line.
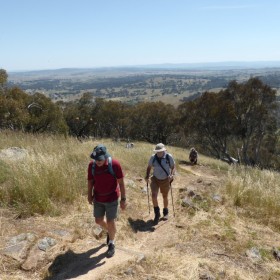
0, 130, 280, 233
226, 166, 280, 230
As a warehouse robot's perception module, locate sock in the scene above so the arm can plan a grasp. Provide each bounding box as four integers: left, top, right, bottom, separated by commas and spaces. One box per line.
108, 240, 115, 245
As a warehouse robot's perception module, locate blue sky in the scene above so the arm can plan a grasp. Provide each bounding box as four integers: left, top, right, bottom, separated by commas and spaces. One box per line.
1, 0, 280, 71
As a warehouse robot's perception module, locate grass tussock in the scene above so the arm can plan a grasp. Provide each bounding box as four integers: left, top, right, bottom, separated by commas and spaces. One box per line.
226, 165, 280, 230
0, 131, 90, 216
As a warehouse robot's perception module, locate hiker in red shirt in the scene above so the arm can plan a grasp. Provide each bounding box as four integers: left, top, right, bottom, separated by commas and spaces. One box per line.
87, 144, 127, 258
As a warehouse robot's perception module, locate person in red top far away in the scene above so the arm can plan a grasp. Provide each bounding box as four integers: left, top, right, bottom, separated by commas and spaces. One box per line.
87, 144, 127, 258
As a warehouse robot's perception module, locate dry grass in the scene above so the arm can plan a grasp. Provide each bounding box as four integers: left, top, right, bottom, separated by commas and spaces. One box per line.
0, 131, 89, 217
0, 132, 187, 217
226, 166, 280, 230
1, 131, 280, 280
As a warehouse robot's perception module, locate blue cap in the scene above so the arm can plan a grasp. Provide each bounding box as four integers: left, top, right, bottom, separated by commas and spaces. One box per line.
90, 144, 109, 161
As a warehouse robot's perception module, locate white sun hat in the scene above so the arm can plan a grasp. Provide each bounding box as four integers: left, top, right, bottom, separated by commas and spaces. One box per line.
153, 143, 167, 152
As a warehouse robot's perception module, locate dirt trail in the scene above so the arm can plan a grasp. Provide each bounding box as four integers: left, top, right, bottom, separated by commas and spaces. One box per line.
3, 161, 279, 279
51, 240, 138, 280
179, 163, 219, 180
62, 164, 204, 280
1, 163, 224, 280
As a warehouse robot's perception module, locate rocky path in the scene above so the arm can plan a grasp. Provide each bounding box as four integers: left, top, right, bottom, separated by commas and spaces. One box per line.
49, 240, 139, 280
0, 163, 225, 280
42, 165, 194, 280
71, 164, 206, 279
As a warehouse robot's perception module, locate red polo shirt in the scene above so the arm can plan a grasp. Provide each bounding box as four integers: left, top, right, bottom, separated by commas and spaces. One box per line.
87, 158, 124, 203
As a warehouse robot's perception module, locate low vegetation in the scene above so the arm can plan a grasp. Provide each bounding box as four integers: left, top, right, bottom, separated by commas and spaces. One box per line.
226, 166, 280, 230
0, 131, 279, 232
1, 131, 280, 279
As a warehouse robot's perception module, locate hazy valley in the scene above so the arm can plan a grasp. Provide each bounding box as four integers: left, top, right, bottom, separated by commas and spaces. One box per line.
8, 65, 280, 106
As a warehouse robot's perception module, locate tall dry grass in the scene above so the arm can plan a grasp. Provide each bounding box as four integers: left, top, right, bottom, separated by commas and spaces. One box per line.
226, 165, 280, 230
0, 131, 90, 216
0, 132, 187, 217
1, 130, 280, 232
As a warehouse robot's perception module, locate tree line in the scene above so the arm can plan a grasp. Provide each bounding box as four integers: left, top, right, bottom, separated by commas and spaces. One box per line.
1, 69, 279, 169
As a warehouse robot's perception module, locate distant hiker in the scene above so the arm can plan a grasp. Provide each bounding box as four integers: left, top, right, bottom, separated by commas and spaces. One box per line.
189, 147, 198, 165
145, 143, 175, 224
126, 142, 134, 148
87, 144, 127, 258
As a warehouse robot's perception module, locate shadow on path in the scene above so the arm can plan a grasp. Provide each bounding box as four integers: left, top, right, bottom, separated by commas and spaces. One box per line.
44, 244, 106, 280
178, 160, 196, 166
128, 217, 157, 232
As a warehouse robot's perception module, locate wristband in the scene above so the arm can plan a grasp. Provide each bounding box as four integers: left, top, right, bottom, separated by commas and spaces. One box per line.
120, 197, 126, 202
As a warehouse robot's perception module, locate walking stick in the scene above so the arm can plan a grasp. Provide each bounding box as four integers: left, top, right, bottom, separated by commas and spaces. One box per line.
170, 181, 175, 217
147, 181, 151, 214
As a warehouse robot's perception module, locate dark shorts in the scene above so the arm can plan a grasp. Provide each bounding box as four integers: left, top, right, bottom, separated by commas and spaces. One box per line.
93, 199, 118, 220
150, 176, 170, 196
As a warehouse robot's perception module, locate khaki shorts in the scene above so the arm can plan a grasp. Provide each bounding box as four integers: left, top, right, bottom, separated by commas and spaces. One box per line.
150, 176, 170, 196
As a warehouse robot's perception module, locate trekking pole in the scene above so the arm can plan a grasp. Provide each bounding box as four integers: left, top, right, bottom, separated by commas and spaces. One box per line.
170, 182, 175, 217
146, 181, 151, 214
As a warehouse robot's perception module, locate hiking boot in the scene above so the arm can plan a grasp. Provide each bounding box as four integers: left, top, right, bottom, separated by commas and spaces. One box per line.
106, 232, 109, 245
106, 243, 115, 258
163, 208, 169, 220
153, 206, 160, 225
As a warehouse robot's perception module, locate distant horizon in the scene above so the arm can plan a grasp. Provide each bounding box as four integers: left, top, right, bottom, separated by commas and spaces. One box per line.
8, 60, 280, 73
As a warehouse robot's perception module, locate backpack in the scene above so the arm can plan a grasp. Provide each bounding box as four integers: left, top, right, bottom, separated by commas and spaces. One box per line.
190, 150, 197, 158
152, 153, 172, 176
92, 156, 116, 179
152, 153, 171, 166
